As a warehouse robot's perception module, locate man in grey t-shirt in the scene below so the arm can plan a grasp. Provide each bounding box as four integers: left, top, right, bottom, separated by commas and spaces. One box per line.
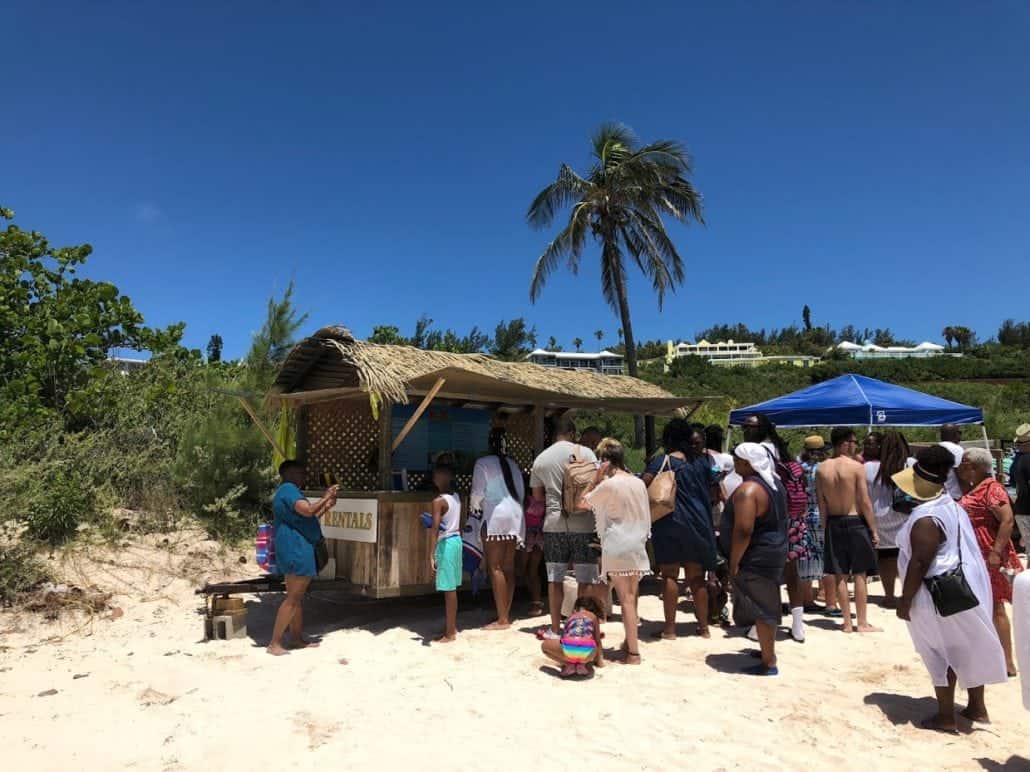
530, 417, 599, 637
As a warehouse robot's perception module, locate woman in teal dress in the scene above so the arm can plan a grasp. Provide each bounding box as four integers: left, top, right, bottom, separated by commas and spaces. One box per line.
267, 460, 338, 656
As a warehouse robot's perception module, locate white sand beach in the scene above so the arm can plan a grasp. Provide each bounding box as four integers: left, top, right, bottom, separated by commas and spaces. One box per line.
2, 531, 1027, 771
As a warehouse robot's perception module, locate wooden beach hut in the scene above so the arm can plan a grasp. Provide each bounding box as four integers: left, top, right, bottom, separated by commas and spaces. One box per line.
267, 325, 709, 599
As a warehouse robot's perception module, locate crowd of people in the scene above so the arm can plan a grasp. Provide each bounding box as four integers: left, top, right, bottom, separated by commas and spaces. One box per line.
266, 415, 1030, 730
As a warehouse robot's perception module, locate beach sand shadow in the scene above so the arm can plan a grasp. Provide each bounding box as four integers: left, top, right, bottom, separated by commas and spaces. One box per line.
705, 651, 760, 674
976, 756, 1030, 771
538, 664, 596, 681
863, 691, 983, 736
243, 589, 497, 648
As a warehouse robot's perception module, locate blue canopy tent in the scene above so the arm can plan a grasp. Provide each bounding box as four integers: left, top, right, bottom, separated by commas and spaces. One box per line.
728, 374, 983, 428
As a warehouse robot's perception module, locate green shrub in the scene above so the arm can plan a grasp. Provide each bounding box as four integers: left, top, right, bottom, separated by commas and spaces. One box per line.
23, 470, 98, 546
0, 521, 49, 605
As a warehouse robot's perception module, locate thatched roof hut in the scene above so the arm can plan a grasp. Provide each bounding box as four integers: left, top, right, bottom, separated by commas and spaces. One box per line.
273, 325, 707, 415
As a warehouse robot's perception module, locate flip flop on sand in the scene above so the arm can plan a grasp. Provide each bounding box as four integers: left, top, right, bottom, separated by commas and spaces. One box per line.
743, 663, 778, 676
651, 630, 676, 640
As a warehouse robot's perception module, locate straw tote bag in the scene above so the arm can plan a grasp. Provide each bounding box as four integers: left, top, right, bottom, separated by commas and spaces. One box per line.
648, 455, 677, 522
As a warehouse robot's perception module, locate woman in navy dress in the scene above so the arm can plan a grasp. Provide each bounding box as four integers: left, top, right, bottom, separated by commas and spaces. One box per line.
643, 419, 720, 639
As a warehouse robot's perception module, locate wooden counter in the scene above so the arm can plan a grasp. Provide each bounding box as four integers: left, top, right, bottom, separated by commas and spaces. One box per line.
304, 490, 465, 599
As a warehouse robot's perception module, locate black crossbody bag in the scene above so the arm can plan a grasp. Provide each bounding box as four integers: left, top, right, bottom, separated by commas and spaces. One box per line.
923, 522, 978, 617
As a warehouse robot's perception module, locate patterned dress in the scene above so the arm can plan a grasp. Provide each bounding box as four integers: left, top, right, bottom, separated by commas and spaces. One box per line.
778, 460, 811, 563
959, 478, 1023, 604
796, 461, 824, 581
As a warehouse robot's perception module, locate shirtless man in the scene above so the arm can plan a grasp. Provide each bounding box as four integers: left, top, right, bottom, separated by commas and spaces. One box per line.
816, 427, 881, 633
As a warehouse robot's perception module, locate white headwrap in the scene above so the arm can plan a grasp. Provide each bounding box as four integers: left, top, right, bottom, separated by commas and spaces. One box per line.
735, 442, 777, 489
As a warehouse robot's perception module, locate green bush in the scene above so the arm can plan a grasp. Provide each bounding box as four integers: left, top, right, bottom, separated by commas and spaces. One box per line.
0, 522, 50, 604
23, 470, 98, 545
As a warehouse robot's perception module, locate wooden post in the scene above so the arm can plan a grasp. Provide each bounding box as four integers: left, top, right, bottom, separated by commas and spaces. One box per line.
237, 396, 287, 459
378, 400, 393, 491
391, 377, 447, 453
532, 405, 545, 455
644, 415, 656, 458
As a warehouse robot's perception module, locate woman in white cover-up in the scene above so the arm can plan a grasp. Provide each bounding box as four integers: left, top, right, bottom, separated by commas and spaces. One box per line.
471, 427, 525, 631
581, 438, 651, 666
894, 447, 1007, 734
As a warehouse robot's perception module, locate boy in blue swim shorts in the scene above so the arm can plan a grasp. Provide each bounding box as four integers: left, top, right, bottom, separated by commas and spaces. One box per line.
430, 459, 462, 643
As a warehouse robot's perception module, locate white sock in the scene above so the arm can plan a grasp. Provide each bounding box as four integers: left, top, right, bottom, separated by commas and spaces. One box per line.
746, 625, 758, 641
791, 607, 805, 641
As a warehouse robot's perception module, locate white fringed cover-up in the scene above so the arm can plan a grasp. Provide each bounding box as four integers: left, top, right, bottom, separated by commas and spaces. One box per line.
897, 495, 1007, 689
470, 455, 525, 545
585, 474, 652, 578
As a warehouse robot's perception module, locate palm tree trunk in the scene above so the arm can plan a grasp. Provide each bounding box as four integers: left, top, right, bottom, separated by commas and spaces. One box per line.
612, 265, 645, 448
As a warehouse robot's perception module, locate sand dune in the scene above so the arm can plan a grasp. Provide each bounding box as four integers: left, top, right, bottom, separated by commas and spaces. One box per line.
1, 533, 1027, 771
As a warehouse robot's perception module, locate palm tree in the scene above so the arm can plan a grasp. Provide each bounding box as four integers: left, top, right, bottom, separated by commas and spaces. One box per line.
594, 329, 604, 348
573, 337, 583, 352
547, 335, 558, 351
528, 123, 703, 446
942, 326, 955, 350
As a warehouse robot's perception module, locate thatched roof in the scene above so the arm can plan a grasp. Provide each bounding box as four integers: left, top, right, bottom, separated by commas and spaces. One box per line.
271, 326, 710, 415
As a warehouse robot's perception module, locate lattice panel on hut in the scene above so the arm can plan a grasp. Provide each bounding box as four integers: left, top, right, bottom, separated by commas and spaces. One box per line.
503, 411, 536, 473
305, 399, 379, 491
403, 472, 473, 494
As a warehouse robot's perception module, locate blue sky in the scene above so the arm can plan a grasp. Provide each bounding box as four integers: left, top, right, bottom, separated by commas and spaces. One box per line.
3, 2, 1028, 358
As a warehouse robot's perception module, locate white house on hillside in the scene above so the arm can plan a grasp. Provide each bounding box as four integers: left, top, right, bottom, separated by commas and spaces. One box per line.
526, 349, 625, 376
674, 339, 763, 365
835, 341, 948, 359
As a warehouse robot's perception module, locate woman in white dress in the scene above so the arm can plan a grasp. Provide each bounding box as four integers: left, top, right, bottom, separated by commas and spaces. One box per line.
470, 427, 525, 630
865, 430, 916, 606
580, 438, 651, 665
894, 446, 1008, 733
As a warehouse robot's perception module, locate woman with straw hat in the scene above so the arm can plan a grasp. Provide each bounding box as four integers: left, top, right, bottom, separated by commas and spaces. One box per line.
894, 446, 1008, 733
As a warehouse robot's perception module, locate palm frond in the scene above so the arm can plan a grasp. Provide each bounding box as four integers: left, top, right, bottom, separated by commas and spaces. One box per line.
655, 178, 705, 224
599, 238, 626, 313
529, 203, 591, 302
526, 164, 592, 229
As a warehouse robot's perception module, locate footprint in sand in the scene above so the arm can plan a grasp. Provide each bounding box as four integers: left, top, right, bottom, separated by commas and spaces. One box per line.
294, 711, 341, 749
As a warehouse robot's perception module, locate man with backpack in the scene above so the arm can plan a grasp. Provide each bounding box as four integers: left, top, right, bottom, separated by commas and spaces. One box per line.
530, 417, 599, 639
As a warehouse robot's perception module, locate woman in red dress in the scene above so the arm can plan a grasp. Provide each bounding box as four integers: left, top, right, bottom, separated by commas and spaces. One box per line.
958, 447, 1023, 676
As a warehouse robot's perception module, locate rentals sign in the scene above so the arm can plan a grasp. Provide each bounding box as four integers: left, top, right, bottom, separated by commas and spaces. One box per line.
311, 498, 378, 543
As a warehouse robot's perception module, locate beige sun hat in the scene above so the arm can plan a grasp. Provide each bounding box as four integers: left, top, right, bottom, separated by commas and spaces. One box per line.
1015, 423, 1030, 444
892, 464, 946, 502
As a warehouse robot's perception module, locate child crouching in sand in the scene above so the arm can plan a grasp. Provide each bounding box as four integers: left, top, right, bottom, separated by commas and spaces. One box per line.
541, 596, 605, 677
430, 459, 462, 643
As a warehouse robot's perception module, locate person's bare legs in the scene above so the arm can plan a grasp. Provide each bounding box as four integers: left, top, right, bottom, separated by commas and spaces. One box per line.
287, 605, 319, 649
658, 564, 680, 638
484, 539, 512, 629
684, 563, 709, 638
960, 685, 990, 723
756, 620, 776, 671
525, 547, 544, 614
541, 637, 577, 676
547, 581, 564, 634
268, 575, 310, 655
854, 574, 881, 632
822, 575, 839, 611
436, 590, 457, 643
925, 668, 958, 732
993, 601, 1018, 676
836, 575, 853, 632
503, 542, 517, 618
611, 574, 641, 663
878, 554, 898, 607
